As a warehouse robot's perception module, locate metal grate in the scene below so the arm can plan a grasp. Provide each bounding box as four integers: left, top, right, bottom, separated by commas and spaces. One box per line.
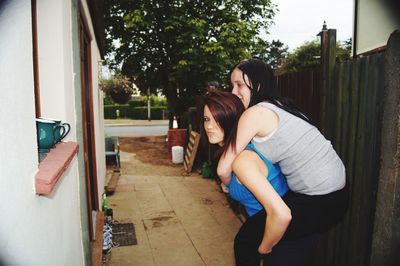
111, 223, 137, 246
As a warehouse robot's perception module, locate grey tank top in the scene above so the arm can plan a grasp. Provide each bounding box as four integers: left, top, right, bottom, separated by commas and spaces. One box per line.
251, 102, 345, 195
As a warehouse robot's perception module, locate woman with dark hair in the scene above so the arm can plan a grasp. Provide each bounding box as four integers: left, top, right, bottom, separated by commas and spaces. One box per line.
199, 89, 291, 258
217, 58, 349, 265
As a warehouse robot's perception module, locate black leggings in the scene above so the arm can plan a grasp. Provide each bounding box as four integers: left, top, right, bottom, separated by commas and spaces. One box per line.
234, 186, 349, 266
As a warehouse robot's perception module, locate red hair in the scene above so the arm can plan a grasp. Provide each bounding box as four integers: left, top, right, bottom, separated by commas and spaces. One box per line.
198, 89, 245, 157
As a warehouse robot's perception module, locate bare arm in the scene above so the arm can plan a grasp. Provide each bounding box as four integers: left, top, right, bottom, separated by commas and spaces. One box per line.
217, 105, 278, 185
233, 150, 291, 254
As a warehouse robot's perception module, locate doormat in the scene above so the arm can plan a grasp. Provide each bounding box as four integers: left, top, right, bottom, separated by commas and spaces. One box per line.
111, 223, 137, 246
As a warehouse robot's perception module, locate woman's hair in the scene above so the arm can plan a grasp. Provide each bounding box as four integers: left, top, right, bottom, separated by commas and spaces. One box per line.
206, 81, 221, 90
198, 89, 245, 158
231, 58, 312, 124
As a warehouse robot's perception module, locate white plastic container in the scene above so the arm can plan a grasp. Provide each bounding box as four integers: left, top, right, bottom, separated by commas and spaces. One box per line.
171, 146, 184, 164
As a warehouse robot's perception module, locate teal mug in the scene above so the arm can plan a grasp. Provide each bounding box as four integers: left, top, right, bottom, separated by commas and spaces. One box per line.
59, 122, 70, 141
39, 117, 70, 143
36, 118, 59, 150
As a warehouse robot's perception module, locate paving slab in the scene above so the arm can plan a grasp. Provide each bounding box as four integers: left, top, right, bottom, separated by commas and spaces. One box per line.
193, 239, 236, 266
152, 246, 205, 266
104, 141, 243, 265
143, 217, 191, 248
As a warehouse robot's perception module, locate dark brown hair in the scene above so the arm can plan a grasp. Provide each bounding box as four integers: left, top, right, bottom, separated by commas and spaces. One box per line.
198, 89, 245, 158
232, 58, 313, 124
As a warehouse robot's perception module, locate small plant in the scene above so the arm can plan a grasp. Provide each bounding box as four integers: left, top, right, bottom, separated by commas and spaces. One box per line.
100, 75, 135, 104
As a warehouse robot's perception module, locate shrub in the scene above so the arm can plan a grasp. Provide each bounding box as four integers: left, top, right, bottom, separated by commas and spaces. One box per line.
103, 94, 114, 105
104, 105, 168, 120
128, 106, 167, 120
99, 75, 135, 104
128, 98, 146, 107
151, 96, 167, 107
104, 104, 130, 119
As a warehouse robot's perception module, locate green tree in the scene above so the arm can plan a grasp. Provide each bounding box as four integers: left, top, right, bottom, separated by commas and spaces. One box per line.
284, 38, 352, 73
337, 38, 352, 61
284, 41, 321, 73
104, 0, 276, 115
251, 38, 289, 69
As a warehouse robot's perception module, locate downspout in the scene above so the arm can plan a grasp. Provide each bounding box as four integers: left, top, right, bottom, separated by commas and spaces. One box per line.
353, 0, 359, 58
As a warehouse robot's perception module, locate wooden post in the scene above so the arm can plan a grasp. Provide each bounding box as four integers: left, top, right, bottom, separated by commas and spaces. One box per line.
370, 30, 400, 266
318, 23, 336, 134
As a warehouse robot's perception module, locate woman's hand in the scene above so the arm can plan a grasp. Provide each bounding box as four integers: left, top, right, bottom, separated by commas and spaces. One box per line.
258, 242, 272, 255
220, 183, 229, 193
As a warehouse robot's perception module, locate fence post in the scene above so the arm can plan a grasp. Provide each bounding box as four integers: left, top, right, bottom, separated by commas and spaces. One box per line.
318, 22, 336, 133
370, 30, 400, 266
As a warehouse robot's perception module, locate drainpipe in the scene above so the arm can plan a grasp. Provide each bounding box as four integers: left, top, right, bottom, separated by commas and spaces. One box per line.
353, 0, 359, 58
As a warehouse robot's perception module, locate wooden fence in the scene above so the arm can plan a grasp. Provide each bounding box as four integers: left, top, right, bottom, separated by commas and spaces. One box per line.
276, 67, 322, 127
316, 53, 385, 266
275, 40, 388, 265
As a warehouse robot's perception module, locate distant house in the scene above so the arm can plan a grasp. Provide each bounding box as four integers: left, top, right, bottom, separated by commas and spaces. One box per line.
131, 83, 142, 98
0, 0, 106, 265
353, 0, 400, 56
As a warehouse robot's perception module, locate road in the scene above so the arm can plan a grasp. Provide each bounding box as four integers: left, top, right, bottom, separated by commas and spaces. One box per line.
104, 124, 169, 137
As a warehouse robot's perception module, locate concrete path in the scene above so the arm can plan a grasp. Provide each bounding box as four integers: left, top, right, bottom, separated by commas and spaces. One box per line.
103, 149, 242, 265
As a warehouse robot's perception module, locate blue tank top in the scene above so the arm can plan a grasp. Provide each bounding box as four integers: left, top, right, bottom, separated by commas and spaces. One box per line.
228, 143, 289, 216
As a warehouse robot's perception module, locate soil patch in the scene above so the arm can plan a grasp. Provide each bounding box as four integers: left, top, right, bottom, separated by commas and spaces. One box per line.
119, 136, 182, 167
117, 136, 184, 176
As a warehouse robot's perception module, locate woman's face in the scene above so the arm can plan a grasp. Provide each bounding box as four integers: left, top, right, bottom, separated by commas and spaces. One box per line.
203, 105, 224, 146
231, 68, 251, 108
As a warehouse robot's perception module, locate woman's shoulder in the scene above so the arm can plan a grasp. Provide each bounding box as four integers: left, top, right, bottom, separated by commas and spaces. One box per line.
240, 103, 280, 136
255, 101, 280, 109
233, 149, 265, 169
243, 103, 277, 121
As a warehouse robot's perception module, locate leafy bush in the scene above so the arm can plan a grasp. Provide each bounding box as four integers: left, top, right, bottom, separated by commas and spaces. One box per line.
100, 75, 135, 104
104, 104, 130, 119
103, 94, 114, 105
284, 39, 352, 73
127, 95, 167, 107
100, 75, 135, 95
151, 96, 167, 107
128, 98, 146, 107
128, 106, 167, 120
104, 105, 168, 120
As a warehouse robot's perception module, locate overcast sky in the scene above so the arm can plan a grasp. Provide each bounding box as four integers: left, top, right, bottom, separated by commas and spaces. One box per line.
266, 0, 354, 51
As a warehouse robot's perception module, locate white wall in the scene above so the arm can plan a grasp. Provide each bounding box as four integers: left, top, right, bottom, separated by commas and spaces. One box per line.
355, 0, 400, 54
37, 0, 106, 209
37, 0, 73, 137
0, 0, 98, 264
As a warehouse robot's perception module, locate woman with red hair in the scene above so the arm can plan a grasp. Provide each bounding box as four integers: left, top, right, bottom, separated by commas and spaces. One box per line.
199, 89, 292, 263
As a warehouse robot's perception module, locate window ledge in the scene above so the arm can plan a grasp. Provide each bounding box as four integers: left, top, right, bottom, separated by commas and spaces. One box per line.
35, 141, 79, 195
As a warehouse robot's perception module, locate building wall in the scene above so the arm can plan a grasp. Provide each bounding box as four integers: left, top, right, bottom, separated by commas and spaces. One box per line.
0, 1, 83, 265
69, 0, 92, 262
355, 0, 400, 54
0, 0, 105, 265
80, 0, 107, 209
